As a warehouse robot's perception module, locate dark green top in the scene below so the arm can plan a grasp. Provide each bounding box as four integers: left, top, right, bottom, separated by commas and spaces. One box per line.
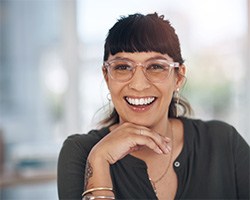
57, 117, 250, 199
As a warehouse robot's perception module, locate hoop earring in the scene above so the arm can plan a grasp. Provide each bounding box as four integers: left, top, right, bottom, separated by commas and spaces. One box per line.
106, 93, 112, 117
174, 88, 180, 117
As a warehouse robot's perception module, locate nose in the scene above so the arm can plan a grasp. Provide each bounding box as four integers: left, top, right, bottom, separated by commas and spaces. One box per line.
128, 65, 151, 91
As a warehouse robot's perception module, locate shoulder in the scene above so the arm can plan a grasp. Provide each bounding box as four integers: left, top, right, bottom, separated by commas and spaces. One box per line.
181, 117, 246, 147
60, 126, 110, 157
183, 117, 237, 136
180, 117, 249, 161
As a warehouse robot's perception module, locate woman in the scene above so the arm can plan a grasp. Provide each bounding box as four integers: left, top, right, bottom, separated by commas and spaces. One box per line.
57, 13, 249, 200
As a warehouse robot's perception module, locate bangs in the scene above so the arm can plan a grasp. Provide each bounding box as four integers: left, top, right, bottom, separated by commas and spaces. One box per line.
108, 21, 171, 54
104, 13, 183, 63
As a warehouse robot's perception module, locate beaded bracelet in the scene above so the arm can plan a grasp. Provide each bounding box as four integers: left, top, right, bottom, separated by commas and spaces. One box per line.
82, 187, 114, 197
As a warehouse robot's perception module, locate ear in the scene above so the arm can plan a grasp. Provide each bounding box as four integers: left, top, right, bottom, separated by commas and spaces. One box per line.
175, 64, 186, 90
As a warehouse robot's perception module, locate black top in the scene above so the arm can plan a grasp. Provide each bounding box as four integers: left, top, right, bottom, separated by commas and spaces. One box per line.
57, 117, 250, 199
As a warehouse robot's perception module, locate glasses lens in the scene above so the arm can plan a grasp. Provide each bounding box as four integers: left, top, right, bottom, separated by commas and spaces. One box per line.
109, 60, 133, 81
105, 59, 178, 82
145, 60, 171, 82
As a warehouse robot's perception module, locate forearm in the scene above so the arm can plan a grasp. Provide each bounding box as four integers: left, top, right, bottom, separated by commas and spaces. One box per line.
82, 122, 170, 199
83, 150, 114, 198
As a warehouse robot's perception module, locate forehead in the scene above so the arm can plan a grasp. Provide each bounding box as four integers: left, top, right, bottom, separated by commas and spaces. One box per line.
108, 52, 173, 62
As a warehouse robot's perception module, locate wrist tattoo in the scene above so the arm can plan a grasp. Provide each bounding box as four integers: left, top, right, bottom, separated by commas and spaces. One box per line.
84, 159, 93, 189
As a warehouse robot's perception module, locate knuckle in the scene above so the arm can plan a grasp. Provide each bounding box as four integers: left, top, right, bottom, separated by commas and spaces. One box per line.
159, 137, 166, 146
123, 122, 130, 126
147, 138, 156, 147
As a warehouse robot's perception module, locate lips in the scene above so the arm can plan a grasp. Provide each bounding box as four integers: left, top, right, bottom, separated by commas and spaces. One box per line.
125, 96, 156, 106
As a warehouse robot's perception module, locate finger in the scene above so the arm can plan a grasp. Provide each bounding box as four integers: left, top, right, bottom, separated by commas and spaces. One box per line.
136, 128, 171, 154
134, 129, 170, 154
116, 123, 171, 154
132, 135, 164, 154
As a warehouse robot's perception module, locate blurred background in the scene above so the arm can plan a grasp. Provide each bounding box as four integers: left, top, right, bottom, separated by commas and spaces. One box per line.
0, 0, 249, 199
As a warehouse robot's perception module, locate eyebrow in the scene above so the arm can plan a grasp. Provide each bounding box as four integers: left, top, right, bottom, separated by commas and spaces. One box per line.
111, 55, 171, 62
147, 55, 170, 61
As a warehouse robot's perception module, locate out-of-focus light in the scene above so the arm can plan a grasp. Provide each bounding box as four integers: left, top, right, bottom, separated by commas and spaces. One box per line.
45, 65, 68, 95
41, 53, 69, 95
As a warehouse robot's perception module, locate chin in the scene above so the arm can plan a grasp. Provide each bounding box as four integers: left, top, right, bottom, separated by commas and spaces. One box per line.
122, 117, 155, 127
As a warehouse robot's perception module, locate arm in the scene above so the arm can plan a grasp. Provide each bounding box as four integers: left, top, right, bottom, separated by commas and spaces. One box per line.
57, 136, 86, 199
233, 131, 250, 199
83, 151, 114, 198
82, 122, 171, 199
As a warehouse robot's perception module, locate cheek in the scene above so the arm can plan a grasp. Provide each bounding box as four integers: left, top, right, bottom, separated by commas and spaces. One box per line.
156, 82, 175, 104
157, 77, 176, 93
107, 80, 124, 99
162, 87, 174, 104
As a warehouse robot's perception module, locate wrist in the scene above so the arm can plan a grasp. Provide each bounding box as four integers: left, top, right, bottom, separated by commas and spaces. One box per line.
85, 149, 113, 190
88, 148, 110, 167
89, 145, 115, 165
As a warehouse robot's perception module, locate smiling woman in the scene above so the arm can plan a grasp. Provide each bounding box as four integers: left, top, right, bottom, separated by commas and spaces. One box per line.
102, 51, 186, 128
57, 13, 249, 200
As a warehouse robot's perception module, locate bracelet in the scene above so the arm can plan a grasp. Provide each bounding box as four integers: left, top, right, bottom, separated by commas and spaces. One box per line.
82, 195, 115, 200
82, 187, 113, 197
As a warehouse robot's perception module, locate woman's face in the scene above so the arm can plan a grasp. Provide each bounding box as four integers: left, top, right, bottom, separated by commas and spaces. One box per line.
104, 51, 185, 129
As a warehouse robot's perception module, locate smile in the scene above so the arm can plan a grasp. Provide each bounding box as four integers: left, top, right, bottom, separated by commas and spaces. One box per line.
125, 96, 156, 106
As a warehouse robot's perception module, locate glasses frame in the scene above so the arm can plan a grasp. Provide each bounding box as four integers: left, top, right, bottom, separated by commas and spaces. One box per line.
103, 58, 180, 83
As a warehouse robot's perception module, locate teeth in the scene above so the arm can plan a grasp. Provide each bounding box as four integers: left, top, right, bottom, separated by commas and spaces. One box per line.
126, 97, 155, 106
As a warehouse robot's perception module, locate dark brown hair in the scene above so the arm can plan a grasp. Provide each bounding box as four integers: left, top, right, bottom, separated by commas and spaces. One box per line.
100, 13, 192, 126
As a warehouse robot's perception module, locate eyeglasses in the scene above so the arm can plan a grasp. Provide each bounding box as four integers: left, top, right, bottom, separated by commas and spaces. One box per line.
103, 58, 179, 83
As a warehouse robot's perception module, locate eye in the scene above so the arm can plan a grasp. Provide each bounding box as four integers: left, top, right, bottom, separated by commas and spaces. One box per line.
112, 63, 132, 71
147, 63, 167, 72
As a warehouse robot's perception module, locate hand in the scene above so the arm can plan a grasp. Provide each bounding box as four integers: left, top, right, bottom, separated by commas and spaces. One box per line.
89, 122, 171, 164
